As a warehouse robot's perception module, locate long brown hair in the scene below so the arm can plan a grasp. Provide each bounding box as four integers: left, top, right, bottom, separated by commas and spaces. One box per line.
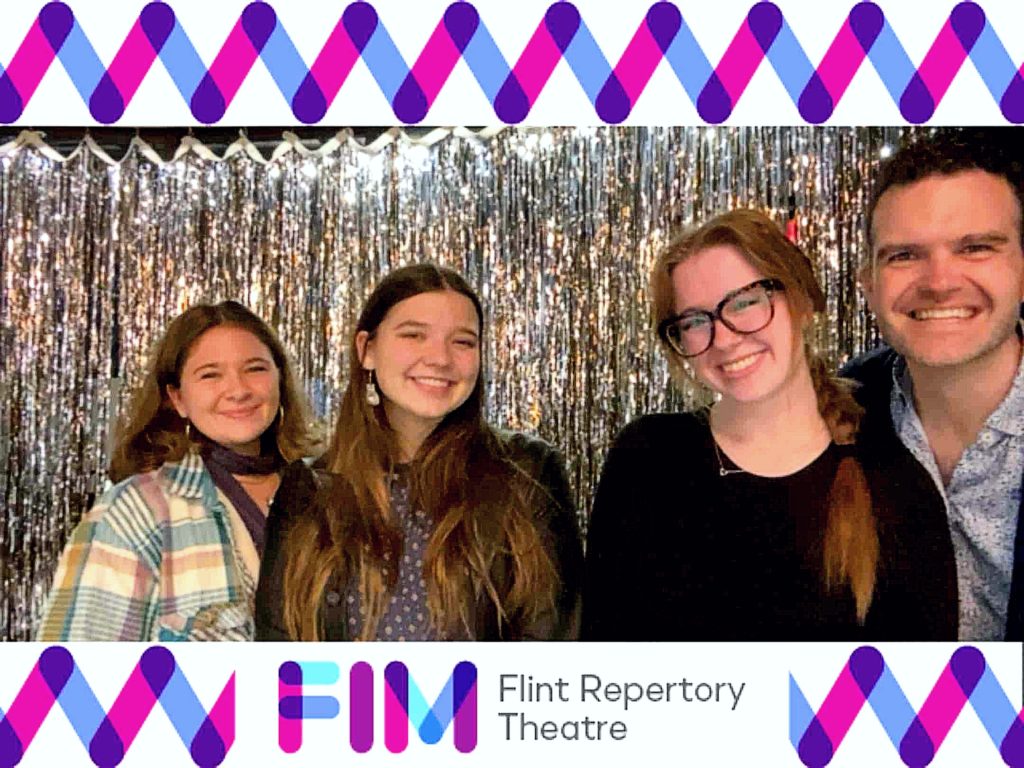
109, 301, 320, 482
651, 209, 879, 622
281, 263, 559, 640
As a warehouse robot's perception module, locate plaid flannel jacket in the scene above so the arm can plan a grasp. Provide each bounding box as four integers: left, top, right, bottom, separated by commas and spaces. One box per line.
37, 451, 254, 641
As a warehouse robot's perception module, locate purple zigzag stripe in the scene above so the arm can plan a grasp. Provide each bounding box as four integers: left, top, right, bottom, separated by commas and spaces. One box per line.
0, 647, 233, 768
293, 3, 376, 123
799, 6, 875, 122
796, 646, 1024, 768
1, 2, 1023, 123
903, 2, 986, 121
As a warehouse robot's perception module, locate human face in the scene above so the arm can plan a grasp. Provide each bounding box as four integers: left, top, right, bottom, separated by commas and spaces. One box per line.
670, 244, 803, 404
864, 170, 1024, 369
166, 325, 281, 456
358, 289, 481, 448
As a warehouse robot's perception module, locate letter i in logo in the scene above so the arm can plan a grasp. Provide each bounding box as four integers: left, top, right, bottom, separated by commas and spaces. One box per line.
277, 662, 340, 753
349, 662, 373, 752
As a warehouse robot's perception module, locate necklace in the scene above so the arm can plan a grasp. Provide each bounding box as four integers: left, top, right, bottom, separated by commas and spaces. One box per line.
705, 407, 746, 477
233, 473, 280, 507
712, 438, 747, 477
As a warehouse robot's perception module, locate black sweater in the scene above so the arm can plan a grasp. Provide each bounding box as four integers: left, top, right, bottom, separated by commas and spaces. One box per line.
581, 411, 958, 641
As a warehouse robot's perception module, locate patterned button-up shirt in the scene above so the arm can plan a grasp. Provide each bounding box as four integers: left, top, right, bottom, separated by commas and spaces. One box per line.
345, 468, 440, 641
890, 353, 1024, 641
37, 452, 255, 641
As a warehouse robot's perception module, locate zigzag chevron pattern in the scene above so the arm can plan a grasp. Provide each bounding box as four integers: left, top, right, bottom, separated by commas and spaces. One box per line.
0, 1, 1022, 124
790, 646, 1024, 767
0, 646, 234, 768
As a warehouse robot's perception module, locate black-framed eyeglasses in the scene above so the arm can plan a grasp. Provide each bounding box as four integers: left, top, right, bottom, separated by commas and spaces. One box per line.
658, 278, 785, 358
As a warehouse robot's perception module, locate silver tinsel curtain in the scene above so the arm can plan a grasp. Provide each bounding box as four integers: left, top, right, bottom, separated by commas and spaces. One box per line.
1, 126, 903, 640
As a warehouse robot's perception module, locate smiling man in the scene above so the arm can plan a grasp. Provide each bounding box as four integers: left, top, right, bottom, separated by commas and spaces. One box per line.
844, 131, 1024, 640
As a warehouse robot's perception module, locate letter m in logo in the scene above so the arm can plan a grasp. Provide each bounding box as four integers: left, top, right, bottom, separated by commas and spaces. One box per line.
383, 661, 477, 753
0, 646, 234, 768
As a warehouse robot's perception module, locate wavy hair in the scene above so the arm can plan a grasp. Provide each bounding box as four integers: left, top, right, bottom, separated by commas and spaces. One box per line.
280, 264, 559, 640
650, 209, 879, 622
108, 301, 320, 482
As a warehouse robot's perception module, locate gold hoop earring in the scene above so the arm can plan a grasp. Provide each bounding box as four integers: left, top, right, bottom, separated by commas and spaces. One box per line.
366, 370, 381, 406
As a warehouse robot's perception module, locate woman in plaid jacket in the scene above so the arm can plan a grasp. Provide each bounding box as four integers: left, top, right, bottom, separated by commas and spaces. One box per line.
37, 301, 321, 641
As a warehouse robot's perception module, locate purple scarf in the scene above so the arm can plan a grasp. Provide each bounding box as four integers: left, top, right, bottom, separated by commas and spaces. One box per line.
200, 441, 284, 557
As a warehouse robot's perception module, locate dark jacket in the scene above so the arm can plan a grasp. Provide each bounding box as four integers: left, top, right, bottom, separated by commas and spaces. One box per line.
582, 409, 958, 641
842, 345, 1024, 641
255, 432, 583, 641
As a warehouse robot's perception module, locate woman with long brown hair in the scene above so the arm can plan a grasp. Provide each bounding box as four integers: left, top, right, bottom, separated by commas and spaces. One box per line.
582, 209, 956, 640
255, 263, 582, 641
38, 301, 321, 641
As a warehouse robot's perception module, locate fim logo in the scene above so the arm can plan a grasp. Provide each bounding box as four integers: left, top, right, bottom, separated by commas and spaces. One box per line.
0, 646, 233, 768
278, 660, 477, 753
790, 645, 1024, 767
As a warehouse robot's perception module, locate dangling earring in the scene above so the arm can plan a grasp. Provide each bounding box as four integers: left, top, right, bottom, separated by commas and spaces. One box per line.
278, 405, 285, 424
365, 370, 381, 406
185, 420, 194, 441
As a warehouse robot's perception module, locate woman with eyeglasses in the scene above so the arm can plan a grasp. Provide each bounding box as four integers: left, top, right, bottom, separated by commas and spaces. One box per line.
581, 209, 956, 640
255, 263, 582, 641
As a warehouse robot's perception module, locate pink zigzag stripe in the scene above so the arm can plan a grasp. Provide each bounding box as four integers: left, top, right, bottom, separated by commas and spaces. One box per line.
5, 3, 1023, 126
208, 18, 259, 105
716, 18, 764, 104
5, 20, 56, 105
107, 20, 159, 105
207, 673, 234, 749
816, 19, 869, 106
815, 664, 869, 749
310, 20, 361, 103
3, 665, 58, 746
614, 20, 663, 105
105, 665, 160, 749
512, 19, 561, 104
411, 20, 460, 104
916, 664, 972, 750
917, 18, 971, 107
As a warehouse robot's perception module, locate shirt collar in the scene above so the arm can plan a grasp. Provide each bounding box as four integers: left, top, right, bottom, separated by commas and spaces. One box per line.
890, 344, 1024, 438
163, 450, 215, 499
891, 354, 914, 411
987, 347, 1024, 437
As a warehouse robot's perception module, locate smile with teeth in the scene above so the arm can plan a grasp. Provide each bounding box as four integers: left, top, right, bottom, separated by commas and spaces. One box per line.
909, 307, 976, 320
220, 405, 260, 418
720, 352, 762, 373
410, 376, 453, 389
